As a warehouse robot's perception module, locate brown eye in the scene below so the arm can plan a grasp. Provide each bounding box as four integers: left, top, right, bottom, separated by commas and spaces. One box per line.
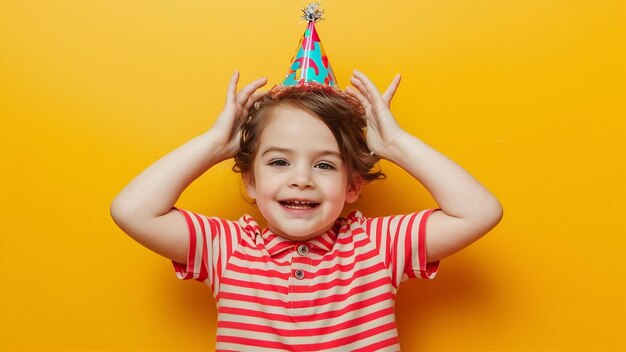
315, 162, 335, 170
268, 159, 289, 167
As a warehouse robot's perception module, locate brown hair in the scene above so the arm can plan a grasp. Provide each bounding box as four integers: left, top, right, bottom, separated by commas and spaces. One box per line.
233, 83, 385, 190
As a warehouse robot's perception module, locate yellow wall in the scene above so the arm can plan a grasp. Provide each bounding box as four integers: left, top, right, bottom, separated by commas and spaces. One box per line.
1, 0, 624, 350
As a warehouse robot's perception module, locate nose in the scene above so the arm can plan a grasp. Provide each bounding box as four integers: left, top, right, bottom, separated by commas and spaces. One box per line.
289, 164, 314, 189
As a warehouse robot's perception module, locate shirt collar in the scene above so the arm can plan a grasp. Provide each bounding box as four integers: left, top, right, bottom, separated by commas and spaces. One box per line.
260, 227, 338, 257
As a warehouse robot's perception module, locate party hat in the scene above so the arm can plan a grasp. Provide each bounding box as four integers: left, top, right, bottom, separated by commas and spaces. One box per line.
282, 2, 338, 87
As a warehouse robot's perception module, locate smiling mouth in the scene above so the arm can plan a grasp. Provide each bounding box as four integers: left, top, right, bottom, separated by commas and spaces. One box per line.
279, 200, 320, 210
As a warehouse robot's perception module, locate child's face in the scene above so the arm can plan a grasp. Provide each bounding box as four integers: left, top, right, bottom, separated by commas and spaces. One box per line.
245, 104, 361, 241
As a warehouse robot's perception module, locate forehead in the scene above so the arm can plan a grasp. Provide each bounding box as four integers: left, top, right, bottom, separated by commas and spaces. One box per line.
258, 105, 340, 154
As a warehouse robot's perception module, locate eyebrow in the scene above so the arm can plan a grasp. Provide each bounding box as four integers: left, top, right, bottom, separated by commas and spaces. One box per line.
260, 146, 342, 159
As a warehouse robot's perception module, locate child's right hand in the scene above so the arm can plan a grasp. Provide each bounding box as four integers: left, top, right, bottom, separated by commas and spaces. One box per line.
208, 71, 267, 160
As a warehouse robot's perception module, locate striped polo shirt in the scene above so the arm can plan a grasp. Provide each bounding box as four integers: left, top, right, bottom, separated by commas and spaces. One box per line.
172, 208, 440, 351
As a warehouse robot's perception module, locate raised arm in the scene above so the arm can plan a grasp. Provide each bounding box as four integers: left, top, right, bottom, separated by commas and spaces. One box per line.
347, 70, 503, 263
110, 72, 267, 263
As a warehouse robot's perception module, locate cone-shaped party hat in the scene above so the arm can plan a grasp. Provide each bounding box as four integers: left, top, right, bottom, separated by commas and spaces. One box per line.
282, 2, 338, 87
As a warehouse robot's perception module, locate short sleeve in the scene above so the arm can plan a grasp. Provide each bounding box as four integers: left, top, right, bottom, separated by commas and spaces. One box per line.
364, 209, 440, 287
170, 208, 242, 294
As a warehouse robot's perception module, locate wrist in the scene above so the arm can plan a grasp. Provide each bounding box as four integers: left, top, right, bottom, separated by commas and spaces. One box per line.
197, 130, 232, 164
374, 130, 409, 161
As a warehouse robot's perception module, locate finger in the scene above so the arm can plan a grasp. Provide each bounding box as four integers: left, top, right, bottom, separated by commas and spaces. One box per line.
350, 75, 381, 117
242, 90, 268, 115
349, 76, 370, 103
226, 70, 240, 105
345, 85, 371, 112
353, 69, 386, 109
382, 74, 401, 106
235, 77, 268, 107
245, 90, 267, 110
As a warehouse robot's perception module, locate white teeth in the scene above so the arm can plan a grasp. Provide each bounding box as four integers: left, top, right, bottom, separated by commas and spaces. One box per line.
285, 205, 311, 209
281, 200, 318, 209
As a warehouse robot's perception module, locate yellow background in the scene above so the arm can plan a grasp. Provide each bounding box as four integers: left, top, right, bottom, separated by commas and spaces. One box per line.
1, 0, 625, 350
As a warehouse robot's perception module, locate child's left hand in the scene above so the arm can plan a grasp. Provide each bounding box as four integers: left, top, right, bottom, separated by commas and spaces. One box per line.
346, 70, 405, 159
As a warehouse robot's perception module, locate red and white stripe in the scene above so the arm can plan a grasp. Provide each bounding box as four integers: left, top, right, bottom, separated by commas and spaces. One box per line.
172, 208, 439, 351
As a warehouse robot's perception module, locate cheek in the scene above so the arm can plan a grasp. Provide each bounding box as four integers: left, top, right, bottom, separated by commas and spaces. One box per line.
254, 171, 282, 197
321, 175, 349, 198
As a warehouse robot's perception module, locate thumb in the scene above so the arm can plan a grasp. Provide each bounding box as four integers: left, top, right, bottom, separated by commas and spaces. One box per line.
381, 74, 401, 107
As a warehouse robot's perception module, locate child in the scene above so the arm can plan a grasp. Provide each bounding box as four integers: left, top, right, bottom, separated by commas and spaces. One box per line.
111, 5, 502, 351
111, 69, 502, 350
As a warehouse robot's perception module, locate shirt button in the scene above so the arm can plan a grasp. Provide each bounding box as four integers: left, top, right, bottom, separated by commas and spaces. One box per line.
294, 270, 305, 280
297, 244, 309, 256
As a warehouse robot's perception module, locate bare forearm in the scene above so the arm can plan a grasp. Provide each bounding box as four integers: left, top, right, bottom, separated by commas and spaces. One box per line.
112, 131, 225, 218
384, 131, 501, 220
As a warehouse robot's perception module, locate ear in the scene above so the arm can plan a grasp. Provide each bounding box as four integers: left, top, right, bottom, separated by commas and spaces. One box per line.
244, 173, 256, 199
345, 178, 363, 204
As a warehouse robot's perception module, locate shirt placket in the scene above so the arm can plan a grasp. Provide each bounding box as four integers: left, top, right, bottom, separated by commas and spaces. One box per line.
287, 243, 314, 316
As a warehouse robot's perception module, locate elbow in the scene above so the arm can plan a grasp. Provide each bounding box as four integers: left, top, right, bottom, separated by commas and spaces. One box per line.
485, 198, 504, 231
110, 196, 124, 225
110, 196, 142, 238
465, 199, 502, 242
110, 195, 134, 225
